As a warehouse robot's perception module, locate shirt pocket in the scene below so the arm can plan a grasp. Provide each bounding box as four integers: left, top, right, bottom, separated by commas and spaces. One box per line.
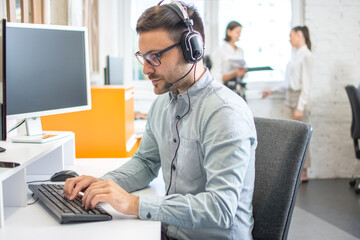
177, 137, 203, 181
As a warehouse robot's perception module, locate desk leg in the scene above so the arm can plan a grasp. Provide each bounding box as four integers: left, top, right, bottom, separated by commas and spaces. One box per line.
4, 169, 27, 207
0, 183, 3, 228
0, 169, 27, 228
63, 136, 75, 169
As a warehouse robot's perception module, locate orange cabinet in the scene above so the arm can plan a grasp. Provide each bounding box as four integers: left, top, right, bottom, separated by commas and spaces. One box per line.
42, 86, 140, 158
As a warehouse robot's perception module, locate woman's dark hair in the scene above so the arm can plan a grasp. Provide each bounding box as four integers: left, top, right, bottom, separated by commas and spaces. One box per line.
224, 21, 242, 42
292, 26, 311, 51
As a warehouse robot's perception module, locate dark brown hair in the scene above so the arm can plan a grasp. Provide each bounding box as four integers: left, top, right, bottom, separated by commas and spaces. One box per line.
292, 26, 312, 51
136, 3, 205, 45
224, 21, 242, 42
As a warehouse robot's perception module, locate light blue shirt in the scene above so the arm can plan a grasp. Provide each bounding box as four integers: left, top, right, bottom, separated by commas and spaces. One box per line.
102, 69, 257, 240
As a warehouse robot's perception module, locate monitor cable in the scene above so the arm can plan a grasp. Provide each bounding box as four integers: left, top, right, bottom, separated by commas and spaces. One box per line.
7, 119, 26, 133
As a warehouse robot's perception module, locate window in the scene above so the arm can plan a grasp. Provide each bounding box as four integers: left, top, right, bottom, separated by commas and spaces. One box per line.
218, 0, 292, 82
131, 0, 205, 80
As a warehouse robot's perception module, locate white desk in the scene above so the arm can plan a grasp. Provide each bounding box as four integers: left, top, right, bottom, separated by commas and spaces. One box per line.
0, 156, 164, 240
0, 133, 75, 228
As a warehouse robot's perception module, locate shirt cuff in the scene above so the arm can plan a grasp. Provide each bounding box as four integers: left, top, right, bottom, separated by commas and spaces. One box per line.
139, 195, 164, 221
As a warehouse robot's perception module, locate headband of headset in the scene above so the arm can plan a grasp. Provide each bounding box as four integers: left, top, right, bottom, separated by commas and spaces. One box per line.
158, 0, 204, 63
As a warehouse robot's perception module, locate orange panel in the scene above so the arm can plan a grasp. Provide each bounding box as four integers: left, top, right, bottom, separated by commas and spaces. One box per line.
41, 85, 138, 158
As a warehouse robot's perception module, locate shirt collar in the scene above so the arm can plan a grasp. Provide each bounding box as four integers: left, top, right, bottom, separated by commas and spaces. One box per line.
296, 45, 308, 54
168, 68, 213, 104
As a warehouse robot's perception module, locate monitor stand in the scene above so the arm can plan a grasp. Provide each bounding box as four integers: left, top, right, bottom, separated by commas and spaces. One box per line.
11, 117, 72, 143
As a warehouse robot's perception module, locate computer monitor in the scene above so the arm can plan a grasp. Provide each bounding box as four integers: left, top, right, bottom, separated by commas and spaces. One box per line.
104, 56, 124, 85
4, 20, 91, 143
0, 20, 6, 151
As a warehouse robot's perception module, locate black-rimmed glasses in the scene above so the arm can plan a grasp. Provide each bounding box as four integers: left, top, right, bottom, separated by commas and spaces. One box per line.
135, 42, 180, 67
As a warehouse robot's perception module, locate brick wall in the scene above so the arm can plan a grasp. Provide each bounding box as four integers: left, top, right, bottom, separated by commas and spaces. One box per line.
248, 0, 360, 178
303, 0, 360, 178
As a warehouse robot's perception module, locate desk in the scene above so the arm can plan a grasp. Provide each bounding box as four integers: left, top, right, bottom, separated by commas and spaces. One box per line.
0, 133, 75, 227
0, 158, 164, 240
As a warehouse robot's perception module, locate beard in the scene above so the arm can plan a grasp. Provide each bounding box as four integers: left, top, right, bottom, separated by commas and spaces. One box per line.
149, 60, 194, 95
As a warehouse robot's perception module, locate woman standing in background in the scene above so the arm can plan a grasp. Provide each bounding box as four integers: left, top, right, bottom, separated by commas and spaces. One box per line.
263, 26, 313, 182
211, 21, 248, 100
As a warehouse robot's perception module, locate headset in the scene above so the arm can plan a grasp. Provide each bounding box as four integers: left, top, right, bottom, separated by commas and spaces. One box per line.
159, 0, 204, 64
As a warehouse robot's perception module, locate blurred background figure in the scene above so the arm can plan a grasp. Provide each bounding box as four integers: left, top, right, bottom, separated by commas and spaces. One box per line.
211, 21, 248, 100
263, 26, 313, 182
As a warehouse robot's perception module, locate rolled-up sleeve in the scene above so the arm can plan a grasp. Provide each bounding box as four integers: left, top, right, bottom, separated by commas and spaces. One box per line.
101, 119, 161, 193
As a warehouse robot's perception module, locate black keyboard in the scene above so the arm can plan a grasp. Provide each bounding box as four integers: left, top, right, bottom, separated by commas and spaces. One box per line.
28, 184, 112, 223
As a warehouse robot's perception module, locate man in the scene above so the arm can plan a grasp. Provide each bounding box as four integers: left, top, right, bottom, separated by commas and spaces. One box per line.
64, 2, 257, 239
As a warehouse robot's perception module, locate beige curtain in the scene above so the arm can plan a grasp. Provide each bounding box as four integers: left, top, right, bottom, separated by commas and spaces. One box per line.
83, 0, 99, 74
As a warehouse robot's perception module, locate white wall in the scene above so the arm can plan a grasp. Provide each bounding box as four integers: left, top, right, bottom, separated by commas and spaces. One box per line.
248, 0, 360, 178
304, 0, 360, 178
96, 0, 132, 86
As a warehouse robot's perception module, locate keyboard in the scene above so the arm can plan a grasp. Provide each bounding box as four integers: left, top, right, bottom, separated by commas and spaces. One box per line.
28, 184, 112, 223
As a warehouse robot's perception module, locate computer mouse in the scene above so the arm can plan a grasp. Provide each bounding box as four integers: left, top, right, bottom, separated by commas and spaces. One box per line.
50, 170, 79, 182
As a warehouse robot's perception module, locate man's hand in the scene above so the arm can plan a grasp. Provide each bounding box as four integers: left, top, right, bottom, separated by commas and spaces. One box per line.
293, 109, 303, 121
82, 180, 139, 216
63, 175, 103, 201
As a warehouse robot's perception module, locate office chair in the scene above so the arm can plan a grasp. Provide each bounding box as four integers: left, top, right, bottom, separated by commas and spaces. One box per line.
203, 55, 212, 70
344, 85, 360, 193
252, 117, 312, 240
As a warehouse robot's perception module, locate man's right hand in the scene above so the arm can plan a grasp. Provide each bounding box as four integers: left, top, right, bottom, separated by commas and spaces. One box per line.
63, 175, 103, 200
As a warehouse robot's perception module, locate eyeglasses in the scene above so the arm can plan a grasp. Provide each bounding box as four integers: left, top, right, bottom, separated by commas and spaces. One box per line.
135, 42, 180, 67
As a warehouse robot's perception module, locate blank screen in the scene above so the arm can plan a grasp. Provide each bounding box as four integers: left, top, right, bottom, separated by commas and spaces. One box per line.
6, 27, 88, 116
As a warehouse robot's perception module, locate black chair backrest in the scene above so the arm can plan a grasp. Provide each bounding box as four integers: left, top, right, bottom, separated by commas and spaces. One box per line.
345, 85, 360, 139
252, 117, 312, 240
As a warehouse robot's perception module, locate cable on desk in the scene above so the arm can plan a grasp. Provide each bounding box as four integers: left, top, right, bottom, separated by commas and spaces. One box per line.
27, 194, 39, 205
7, 119, 26, 133
26, 179, 51, 184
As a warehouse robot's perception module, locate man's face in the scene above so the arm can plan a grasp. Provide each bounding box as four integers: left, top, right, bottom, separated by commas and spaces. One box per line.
138, 29, 190, 95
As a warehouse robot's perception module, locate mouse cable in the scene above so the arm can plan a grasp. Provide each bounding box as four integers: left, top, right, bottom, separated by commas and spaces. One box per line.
26, 179, 51, 184
27, 194, 39, 205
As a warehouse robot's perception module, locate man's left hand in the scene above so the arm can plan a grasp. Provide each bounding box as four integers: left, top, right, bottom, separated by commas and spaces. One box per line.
293, 109, 303, 121
81, 179, 139, 216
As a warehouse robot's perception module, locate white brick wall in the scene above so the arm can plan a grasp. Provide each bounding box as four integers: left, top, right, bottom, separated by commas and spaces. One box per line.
304, 0, 360, 178
247, 0, 360, 178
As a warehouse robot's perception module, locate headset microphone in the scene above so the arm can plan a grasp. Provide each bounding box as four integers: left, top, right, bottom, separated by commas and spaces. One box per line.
164, 63, 195, 89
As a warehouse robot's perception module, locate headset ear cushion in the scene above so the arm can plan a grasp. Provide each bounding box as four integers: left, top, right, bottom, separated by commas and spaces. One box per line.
181, 30, 204, 63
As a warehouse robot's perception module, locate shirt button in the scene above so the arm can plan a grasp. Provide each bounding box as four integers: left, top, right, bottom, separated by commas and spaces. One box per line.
173, 138, 177, 143
172, 164, 176, 171
176, 115, 180, 120
147, 212, 151, 219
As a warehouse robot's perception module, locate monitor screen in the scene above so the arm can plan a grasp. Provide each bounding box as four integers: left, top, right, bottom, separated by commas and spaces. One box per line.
5, 22, 91, 120
0, 20, 6, 141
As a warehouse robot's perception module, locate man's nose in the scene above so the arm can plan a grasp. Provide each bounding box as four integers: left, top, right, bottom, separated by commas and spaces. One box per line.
142, 61, 155, 76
